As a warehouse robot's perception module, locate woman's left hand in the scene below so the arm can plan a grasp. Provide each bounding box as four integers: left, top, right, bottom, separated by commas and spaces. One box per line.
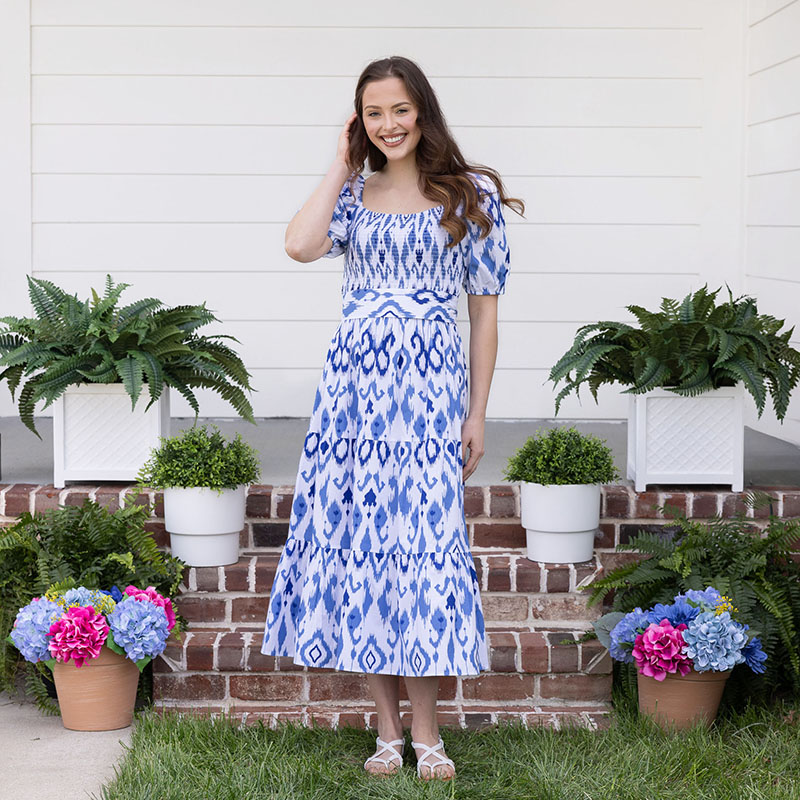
461, 416, 485, 483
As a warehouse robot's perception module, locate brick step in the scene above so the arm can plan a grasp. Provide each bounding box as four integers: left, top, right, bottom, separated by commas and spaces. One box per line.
151, 702, 613, 731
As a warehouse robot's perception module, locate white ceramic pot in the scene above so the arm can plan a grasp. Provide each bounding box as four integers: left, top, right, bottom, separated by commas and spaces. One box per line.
519, 482, 601, 563
626, 385, 744, 492
164, 485, 246, 567
53, 383, 170, 488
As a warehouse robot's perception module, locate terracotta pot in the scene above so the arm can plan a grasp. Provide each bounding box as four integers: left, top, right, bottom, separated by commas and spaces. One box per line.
51, 644, 140, 731
637, 669, 732, 731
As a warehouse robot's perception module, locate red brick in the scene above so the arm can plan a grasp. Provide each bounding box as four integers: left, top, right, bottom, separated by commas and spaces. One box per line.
539, 674, 612, 702
634, 492, 660, 518
722, 493, 750, 517
179, 596, 226, 623
516, 559, 540, 592
464, 713, 493, 729
461, 674, 535, 701
63, 488, 93, 508
194, 567, 220, 592
530, 594, 593, 622
480, 594, 528, 621
691, 491, 719, 518
232, 596, 268, 624
246, 486, 272, 518
276, 656, 305, 672
94, 486, 120, 512
247, 647, 276, 672
217, 632, 246, 671
398, 710, 461, 728
752, 494, 779, 519
473, 557, 483, 586
486, 556, 511, 591
230, 674, 303, 701
223, 561, 249, 591
124, 489, 151, 511
338, 713, 367, 728
4, 484, 36, 516
185, 631, 217, 670
252, 522, 289, 547
488, 632, 517, 672
473, 522, 525, 548
582, 641, 613, 674
519, 632, 548, 672
308, 673, 369, 701
574, 560, 598, 586
255, 559, 278, 592
398, 675, 457, 701
34, 486, 62, 512
153, 491, 165, 517
239, 526, 249, 549
489, 485, 515, 518
464, 486, 485, 518
548, 634, 579, 672
661, 492, 687, 519
274, 490, 294, 518
545, 566, 570, 592
603, 486, 630, 518
144, 521, 169, 547
154, 674, 225, 701
782, 492, 800, 519
595, 523, 615, 548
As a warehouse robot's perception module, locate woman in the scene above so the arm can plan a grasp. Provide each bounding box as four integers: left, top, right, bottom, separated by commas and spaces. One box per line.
261, 56, 524, 781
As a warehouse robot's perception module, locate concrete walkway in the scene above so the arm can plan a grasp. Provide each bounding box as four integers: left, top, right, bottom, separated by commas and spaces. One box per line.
0, 687, 134, 800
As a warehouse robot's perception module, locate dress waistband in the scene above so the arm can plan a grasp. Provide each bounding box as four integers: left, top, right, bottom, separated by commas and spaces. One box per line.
341, 288, 458, 323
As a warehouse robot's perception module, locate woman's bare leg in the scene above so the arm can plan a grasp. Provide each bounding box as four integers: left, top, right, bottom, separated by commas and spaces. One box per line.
404, 676, 454, 779
364, 674, 403, 775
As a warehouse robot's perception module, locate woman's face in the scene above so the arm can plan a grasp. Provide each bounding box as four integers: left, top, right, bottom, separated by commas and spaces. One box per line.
361, 77, 421, 162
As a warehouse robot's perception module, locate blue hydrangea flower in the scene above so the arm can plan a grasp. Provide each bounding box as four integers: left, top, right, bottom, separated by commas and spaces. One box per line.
742, 636, 768, 674
609, 608, 652, 663
675, 587, 723, 609
10, 598, 64, 663
682, 610, 748, 671
108, 597, 169, 662
646, 597, 701, 627
101, 585, 125, 603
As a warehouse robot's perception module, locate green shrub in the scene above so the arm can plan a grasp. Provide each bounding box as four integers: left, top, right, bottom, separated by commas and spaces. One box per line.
138, 424, 261, 490
0, 274, 255, 436
549, 285, 800, 418
581, 493, 800, 706
0, 498, 186, 711
503, 426, 619, 486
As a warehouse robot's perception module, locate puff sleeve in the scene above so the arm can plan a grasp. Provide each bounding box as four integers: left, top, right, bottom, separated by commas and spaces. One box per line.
462, 177, 510, 295
322, 180, 356, 259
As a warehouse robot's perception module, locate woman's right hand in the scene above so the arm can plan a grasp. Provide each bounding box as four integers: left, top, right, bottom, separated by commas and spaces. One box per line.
335, 111, 358, 166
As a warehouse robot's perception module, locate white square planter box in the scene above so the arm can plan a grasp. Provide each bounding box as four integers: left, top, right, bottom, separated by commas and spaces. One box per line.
626, 385, 744, 493
53, 384, 170, 488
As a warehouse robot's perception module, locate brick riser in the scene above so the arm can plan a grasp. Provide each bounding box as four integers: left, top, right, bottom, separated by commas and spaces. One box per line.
2, 482, 798, 731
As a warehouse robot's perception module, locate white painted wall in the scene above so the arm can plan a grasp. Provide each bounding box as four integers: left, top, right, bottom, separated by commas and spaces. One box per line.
744, 0, 800, 444
2, 0, 787, 433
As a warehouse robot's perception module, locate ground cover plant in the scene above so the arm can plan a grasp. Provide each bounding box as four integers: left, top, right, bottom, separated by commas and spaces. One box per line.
97, 691, 799, 800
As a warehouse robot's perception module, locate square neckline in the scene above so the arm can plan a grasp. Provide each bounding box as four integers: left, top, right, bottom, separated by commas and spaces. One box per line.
355, 174, 444, 218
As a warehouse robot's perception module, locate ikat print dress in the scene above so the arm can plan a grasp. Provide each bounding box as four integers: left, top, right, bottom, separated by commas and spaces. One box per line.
261, 171, 510, 676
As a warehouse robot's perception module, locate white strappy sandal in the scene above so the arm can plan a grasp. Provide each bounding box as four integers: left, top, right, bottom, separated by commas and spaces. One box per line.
364, 736, 404, 775
411, 736, 455, 781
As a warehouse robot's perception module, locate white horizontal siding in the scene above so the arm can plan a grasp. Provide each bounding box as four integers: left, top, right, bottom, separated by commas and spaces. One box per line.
744, 0, 800, 445
31, 0, 702, 28
33, 126, 703, 177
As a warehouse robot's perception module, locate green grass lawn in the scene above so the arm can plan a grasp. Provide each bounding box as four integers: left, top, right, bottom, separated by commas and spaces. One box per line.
97, 692, 799, 800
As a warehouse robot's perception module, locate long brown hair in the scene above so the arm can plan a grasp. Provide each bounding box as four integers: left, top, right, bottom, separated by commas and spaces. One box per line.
344, 56, 525, 249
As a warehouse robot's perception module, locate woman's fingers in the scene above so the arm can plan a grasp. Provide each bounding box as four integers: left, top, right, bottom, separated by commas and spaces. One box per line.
335, 111, 359, 163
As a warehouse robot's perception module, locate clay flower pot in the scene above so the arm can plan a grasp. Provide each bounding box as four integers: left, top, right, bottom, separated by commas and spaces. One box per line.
637, 668, 732, 731
51, 644, 140, 731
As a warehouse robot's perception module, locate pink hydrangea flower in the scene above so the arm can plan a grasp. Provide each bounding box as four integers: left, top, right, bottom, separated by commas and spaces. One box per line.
632, 618, 693, 681
124, 585, 176, 631
48, 605, 109, 668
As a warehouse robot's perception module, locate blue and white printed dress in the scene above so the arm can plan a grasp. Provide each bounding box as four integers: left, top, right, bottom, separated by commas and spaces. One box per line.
261, 171, 510, 676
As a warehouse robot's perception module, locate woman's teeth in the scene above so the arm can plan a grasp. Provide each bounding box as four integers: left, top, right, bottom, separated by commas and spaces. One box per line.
382, 134, 406, 146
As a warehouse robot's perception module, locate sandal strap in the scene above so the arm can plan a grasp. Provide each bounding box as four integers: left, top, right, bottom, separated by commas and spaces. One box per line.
364, 736, 404, 769
411, 737, 455, 777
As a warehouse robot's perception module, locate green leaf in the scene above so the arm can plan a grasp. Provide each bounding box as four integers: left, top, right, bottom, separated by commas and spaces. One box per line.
115, 356, 144, 408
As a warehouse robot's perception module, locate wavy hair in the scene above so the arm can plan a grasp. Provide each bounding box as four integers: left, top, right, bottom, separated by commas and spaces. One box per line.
343, 56, 525, 249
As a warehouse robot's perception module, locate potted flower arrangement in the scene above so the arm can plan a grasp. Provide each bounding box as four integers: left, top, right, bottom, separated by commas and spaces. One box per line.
0, 274, 255, 487
0, 497, 186, 713
548, 285, 800, 492
594, 586, 767, 730
503, 426, 619, 563
138, 424, 261, 567
7, 583, 178, 731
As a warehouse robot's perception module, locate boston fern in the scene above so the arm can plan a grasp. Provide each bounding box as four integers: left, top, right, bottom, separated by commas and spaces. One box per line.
549, 285, 800, 419
0, 275, 255, 436
582, 495, 800, 704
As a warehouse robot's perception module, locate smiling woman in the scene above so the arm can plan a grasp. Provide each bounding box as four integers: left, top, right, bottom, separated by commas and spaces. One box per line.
267, 55, 525, 782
